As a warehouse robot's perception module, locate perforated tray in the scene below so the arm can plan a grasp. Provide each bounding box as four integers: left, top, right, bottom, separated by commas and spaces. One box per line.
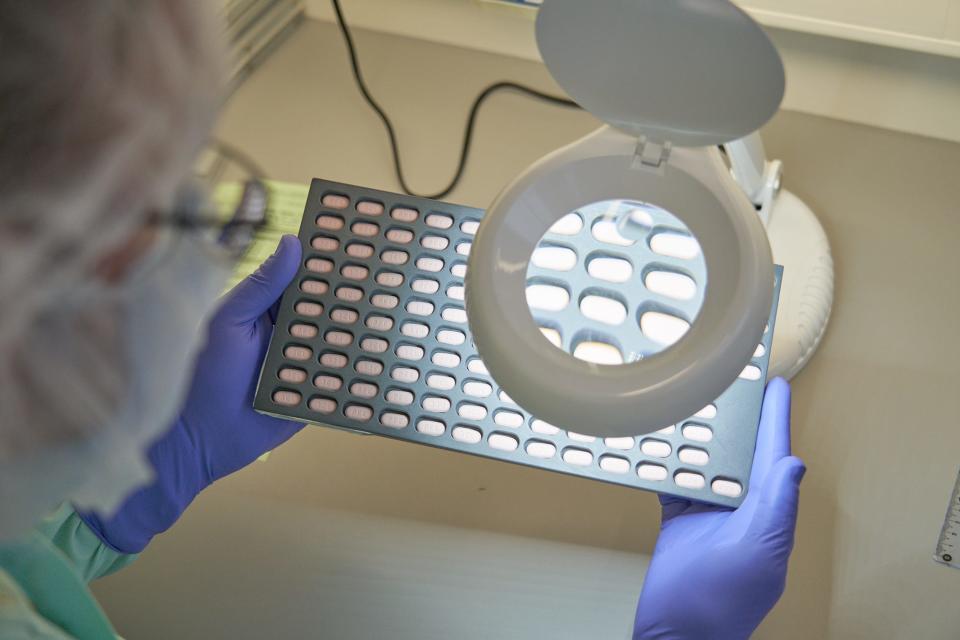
254, 179, 782, 507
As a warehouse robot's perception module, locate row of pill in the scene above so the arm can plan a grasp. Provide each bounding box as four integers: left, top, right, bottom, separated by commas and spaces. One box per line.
314, 215, 475, 255
275, 364, 717, 451
545, 210, 703, 263
320, 191, 482, 235
290, 300, 469, 346
301, 247, 469, 303
530, 244, 699, 304
304, 250, 469, 285
268, 385, 739, 497
293, 277, 470, 322
320, 191, 478, 230
280, 341, 487, 373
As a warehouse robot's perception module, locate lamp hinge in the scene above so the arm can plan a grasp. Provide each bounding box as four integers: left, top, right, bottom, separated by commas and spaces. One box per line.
633, 136, 672, 169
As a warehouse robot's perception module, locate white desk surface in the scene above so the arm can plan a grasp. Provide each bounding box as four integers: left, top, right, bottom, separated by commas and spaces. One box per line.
94, 20, 960, 639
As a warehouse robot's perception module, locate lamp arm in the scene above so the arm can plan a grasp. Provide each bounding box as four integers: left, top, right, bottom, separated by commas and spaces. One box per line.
723, 132, 782, 226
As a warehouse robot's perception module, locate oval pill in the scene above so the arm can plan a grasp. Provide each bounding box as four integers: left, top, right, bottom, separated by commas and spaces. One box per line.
427, 374, 456, 390
341, 265, 369, 281
391, 367, 419, 383
421, 235, 449, 250
599, 456, 630, 474
381, 250, 409, 265
314, 375, 343, 391
371, 293, 399, 309
360, 337, 389, 353
396, 344, 424, 361
320, 352, 348, 368
386, 388, 415, 405
441, 307, 467, 323
312, 236, 339, 251
272, 390, 301, 406
376, 271, 404, 287
284, 345, 312, 361
290, 323, 318, 339
352, 221, 379, 237
637, 464, 668, 481
401, 322, 430, 339
325, 330, 353, 346
356, 200, 384, 216
386, 228, 414, 244
437, 329, 465, 345
425, 213, 453, 229
381, 412, 409, 429
308, 397, 337, 414
422, 396, 451, 413
417, 419, 445, 436
335, 286, 363, 302
316, 215, 344, 230
463, 380, 492, 398
346, 243, 375, 259
489, 433, 519, 452
678, 447, 710, 466
407, 299, 434, 316
295, 301, 323, 317
365, 315, 394, 331
300, 279, 328, 295
330, 308, 359, 324
494, 410, 523, 428
322, 194, 349, 209
412, 278, 440, 294
306, 258, 333, 273
391, 207, 419, 222
458, 403, 487, 421
675, 471, 705, 489
432, 351, 460, 368
355, 359, 384, 376
562, 448, 593, 466
350, 381, 378, 398
640, 439, 672, 457
416, 257, 444, 272
278, 368, 307, 384
345, 404, 373, 422
525, 440, 556, 458
452, 426, 482, 444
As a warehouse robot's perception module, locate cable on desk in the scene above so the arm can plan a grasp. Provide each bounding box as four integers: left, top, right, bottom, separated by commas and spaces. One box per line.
331, 0, 581, 200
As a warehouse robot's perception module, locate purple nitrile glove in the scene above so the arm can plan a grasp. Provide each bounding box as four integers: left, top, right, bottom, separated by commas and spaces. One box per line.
633, 377, 805, 640
80, 235, 305, 553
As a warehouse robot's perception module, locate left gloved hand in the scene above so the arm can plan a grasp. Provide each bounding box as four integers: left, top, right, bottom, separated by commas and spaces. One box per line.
632, 378, 805, 640
80, 235, 305, 553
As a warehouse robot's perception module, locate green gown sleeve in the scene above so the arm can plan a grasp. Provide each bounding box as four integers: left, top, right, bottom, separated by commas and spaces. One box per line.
33, 504, 137, 583
0, 505, 135, 639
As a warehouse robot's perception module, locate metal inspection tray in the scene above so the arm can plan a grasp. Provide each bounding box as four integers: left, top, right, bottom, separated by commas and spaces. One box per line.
254, 179, 782, 507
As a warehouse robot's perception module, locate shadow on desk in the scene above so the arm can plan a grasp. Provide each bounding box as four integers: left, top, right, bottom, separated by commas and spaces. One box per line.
93, 494, 648, 639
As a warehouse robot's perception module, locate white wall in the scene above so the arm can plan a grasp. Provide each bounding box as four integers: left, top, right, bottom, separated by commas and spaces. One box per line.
742, 0, 960, 57
305, 0, 960, 143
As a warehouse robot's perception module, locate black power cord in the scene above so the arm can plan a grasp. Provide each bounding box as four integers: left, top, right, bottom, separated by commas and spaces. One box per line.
331, 0, 581, 200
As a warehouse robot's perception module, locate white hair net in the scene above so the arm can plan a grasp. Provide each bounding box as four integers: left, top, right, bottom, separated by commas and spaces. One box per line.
0, 2, 226, 457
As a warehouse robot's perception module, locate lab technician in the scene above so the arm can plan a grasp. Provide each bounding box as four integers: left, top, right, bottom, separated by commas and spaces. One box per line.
0, 2, 806, 639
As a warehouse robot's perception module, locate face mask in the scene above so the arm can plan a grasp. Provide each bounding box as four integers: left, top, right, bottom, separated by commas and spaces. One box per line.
0, 230, 232, 540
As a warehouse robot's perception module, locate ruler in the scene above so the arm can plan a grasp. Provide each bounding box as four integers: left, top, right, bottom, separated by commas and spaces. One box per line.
934, 467, 960, 569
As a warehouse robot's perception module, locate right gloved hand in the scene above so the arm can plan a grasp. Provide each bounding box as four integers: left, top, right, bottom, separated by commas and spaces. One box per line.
633, 378, 805, 640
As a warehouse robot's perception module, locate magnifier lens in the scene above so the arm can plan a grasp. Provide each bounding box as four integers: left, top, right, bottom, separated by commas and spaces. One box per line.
524, 199, 707, 365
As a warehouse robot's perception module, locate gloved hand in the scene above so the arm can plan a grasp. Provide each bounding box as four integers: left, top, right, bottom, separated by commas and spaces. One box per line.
79, 235, 305, 554
633, 377, 805, 640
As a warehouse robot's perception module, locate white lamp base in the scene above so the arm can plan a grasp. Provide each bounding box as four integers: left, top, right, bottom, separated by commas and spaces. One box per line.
764, 188, 834, 380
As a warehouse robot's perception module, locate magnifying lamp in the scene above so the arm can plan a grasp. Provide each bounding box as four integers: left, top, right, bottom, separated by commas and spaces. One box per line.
466, 0, 796, 438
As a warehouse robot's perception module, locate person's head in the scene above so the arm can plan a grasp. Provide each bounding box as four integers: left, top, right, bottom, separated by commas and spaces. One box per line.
0, 0, 228, 538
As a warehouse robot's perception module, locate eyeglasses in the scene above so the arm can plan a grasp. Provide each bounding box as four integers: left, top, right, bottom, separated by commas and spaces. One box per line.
155, 139, 270, 261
